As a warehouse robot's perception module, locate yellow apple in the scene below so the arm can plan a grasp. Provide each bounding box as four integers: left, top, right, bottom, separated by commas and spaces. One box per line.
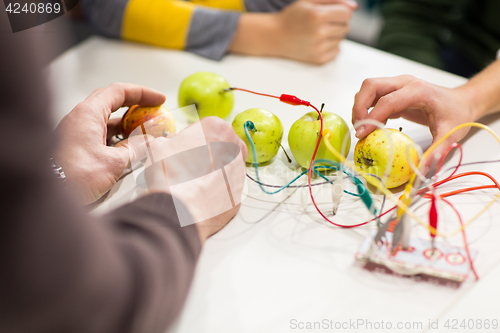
120, 105, 176, 138
354, 128, 419, 189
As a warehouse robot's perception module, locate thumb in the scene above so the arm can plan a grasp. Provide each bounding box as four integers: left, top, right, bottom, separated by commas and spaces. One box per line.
113, 134, 157, 166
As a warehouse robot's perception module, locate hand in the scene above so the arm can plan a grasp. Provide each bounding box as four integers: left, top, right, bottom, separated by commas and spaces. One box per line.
133, 117, 248, 244
273, 0, 354, 64
55, 83, 166, 204
351, 75, 477, 162
230, 0, 354, 64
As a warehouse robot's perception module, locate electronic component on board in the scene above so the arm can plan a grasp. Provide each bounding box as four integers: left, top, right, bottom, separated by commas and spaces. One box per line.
355, 231, 476, 287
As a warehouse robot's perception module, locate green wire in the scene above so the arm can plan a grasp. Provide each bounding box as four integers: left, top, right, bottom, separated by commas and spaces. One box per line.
244, 121, 360, 197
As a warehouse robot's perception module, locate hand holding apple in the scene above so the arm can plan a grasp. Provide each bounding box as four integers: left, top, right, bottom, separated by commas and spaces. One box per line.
288, 111, 351, 169
232, 108, 284, 164
178, 72, 234, 122
354, 128, 419, 189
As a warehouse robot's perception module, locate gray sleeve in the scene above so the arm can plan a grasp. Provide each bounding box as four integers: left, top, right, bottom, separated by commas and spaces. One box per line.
79, 0, 128, 37
244, 0, 296, 12
185, 8, 240, 61
0, 12, 202, 333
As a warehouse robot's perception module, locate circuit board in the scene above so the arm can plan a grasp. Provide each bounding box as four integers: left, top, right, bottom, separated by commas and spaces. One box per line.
355, 231, 476, 288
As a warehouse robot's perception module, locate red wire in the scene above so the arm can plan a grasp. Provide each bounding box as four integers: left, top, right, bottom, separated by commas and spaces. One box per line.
436, 142, 463, 179
441, 197, 479, 280
421, 171, 500, 198
231, 87, 500, 245
232, 87, 495, 282
306, 104, 374, 228
229, 87, 281, 100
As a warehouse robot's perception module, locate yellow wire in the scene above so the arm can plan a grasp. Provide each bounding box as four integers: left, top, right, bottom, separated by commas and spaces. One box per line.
402, 122, 500, 236
322, 129, 428, 228
322, 123, 500, 238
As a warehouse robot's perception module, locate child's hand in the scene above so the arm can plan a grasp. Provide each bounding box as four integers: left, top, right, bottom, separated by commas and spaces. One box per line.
274, 0, 353, 64
351, 75, 477, 160
229, 0, 355, 64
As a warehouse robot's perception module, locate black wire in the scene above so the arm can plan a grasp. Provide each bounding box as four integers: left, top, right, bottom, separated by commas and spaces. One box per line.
439, 159, 500, 174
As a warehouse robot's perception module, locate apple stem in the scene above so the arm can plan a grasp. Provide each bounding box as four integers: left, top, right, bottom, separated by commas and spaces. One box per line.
279, 143, 292, 163
317, 103, 325, 120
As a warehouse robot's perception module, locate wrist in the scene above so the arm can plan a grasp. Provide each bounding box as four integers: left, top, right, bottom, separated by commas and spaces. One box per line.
454, 83, 485, 122
195, 224, 210, 245
229, 13, 283, 57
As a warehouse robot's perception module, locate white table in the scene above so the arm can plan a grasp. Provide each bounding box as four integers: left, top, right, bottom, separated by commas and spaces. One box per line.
49, 37, 500, 333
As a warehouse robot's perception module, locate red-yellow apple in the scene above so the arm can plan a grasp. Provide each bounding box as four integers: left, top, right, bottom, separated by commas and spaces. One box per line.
120, 105, 176, 138
354, 128, 419, 189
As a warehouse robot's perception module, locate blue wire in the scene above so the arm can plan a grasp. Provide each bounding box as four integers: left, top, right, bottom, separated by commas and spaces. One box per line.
245, 121, 308, 194
244, 122, 380, 224
244, 121, 360, 196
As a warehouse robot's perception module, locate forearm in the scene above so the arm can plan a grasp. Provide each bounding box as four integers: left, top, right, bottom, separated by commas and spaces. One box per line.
229, 12, 281, 56
459, 59, 500, 120
0, 15, 201, 332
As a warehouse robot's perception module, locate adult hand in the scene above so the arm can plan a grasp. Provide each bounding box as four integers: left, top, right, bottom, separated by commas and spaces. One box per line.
55, 83, 166, 204
134, 117, 248, 244
352, 75, 477, 162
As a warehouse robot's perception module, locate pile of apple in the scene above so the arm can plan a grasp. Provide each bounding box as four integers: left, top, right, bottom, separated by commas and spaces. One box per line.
120, 72, 419, 189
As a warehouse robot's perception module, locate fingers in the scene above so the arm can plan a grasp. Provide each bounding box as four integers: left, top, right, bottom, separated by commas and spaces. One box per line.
306, 0, 358, 10
113, 134, 158, 166
316, 3, 352, 24
356, 83, 432, 138
390, 108, 429, 126
313, 46, 340, 64
200, 117, 248, 159
196, 204, 241, 243
319, 23, 349, 39
352, 75, 419, 137
86, 83, 166, 117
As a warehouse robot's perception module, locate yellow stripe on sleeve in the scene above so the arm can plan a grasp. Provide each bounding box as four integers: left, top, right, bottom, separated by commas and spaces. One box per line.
122, 0, 195, 50
190, 0, 244, 11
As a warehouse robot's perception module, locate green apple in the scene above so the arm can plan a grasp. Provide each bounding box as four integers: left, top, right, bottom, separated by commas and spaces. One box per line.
178, 72, 234, 122
232, 108, 284, 164
354, 128, 419, 189
288, 111, 351, 169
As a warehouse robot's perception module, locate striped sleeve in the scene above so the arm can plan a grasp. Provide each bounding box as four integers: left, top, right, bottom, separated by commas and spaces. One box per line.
244, 0, 296, 12
185, 8, 240, 60
80, 0, 283, 60
79, 0, 128, 38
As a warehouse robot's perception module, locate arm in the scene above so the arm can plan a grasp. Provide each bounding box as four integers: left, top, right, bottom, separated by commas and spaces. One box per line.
230, 0, 355, 64
0, 24, 199, 333
80, 0, 355, 62
461, 59, 500, 120
351, 59, 500, 158
0, 17, 245, 333
80, 0, 241, 60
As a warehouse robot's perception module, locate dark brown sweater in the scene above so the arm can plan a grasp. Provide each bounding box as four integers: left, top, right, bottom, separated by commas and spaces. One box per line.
0, 13, 201, 333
